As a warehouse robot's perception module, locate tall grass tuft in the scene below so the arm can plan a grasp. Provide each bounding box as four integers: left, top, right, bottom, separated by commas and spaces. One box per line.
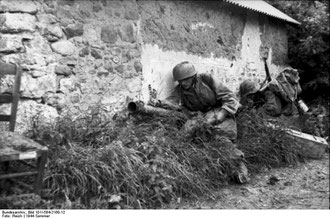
21, 104, 306, 209
236, 109, 304, 172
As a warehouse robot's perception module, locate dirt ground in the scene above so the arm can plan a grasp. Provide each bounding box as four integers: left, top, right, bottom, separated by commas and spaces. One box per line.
167, 152, 329, 209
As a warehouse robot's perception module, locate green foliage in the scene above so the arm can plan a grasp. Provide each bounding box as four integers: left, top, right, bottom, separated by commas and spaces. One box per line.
2, 104, 305, 209
0, 195, 54, 209
266, 0, 330, 102
18, 106, 237, 209
236, 110, 304, 171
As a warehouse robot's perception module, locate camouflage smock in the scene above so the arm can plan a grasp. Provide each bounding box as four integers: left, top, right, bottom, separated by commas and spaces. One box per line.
165, 73, 240, 115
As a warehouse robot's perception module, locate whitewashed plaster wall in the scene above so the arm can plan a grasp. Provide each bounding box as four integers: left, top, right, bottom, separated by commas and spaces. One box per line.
140, 11, 284, 102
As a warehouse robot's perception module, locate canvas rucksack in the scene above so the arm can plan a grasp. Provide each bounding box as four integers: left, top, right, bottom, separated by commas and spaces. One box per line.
267, 67, 302, 104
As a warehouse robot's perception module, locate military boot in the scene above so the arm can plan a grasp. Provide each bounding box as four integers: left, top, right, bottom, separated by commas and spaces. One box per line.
215, 135, 250, 184
234, 161, 250, 184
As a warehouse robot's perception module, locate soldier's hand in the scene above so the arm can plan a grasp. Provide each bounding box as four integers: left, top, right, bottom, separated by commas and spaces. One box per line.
205, 114, 216, 125
205, 109, 228, 125
215, 109, 228, 124
205, 110, 216, 125
148, 98, 160, 107
183, 119, 198, 133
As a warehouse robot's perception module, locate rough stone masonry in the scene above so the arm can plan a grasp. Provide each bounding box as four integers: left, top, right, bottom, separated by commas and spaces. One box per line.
0, 0, 289, 134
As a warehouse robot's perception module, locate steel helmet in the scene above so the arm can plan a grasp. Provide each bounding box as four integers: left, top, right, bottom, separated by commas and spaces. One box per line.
239, 79, 260, 97
172, 61, 196, 81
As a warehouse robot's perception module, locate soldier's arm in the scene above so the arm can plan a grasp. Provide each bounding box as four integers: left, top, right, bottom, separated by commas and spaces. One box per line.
201, 74, 240, 115
150, 86, 183, 111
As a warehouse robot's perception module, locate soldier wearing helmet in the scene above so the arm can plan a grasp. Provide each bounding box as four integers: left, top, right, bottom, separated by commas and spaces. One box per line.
239, 79, 260, 97
152, 61, 249, 183
168, 61, 241, 123
238, 79, 262, 108
239, 79, 285, 117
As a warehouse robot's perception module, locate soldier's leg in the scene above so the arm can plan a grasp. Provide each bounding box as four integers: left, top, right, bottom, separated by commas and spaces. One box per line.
213, 118, 249, 183
213, 117, 237, 142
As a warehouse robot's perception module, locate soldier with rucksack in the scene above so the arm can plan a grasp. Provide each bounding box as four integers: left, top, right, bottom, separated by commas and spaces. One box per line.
239, 67, 306, 118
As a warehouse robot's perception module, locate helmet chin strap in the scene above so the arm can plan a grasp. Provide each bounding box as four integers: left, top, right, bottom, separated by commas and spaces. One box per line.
180, 75, 196, 90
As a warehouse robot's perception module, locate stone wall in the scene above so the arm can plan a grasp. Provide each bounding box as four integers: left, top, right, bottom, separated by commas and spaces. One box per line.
0, 0, 289, 134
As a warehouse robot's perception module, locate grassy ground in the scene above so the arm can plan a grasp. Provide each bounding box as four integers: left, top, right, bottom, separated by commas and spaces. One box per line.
0, 103, 328, 209
165, 152, 329, 209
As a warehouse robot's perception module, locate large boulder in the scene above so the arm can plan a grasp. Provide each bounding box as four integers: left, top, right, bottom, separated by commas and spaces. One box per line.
0, 13, 36, 33
55, 64, 72, 76
21, 74, 57, 99
101, 25, 118, 44
119, 22, 136, 43
0, 35, 23, 53
63, 23, 84, 39
51, 40, 76, 56
0, 0, 38, 14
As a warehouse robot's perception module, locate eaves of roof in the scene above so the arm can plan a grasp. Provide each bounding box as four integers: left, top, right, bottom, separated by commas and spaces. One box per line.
223, 0, 301, 25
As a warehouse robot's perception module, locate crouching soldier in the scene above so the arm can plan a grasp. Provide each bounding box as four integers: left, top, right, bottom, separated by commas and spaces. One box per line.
238, 67, 303, 127
150, 61, 249, 184
238, 79, 285, 117
239, 69, 328, 138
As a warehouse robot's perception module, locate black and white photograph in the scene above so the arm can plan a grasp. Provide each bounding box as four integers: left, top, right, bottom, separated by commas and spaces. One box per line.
0, 0, 329, 217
